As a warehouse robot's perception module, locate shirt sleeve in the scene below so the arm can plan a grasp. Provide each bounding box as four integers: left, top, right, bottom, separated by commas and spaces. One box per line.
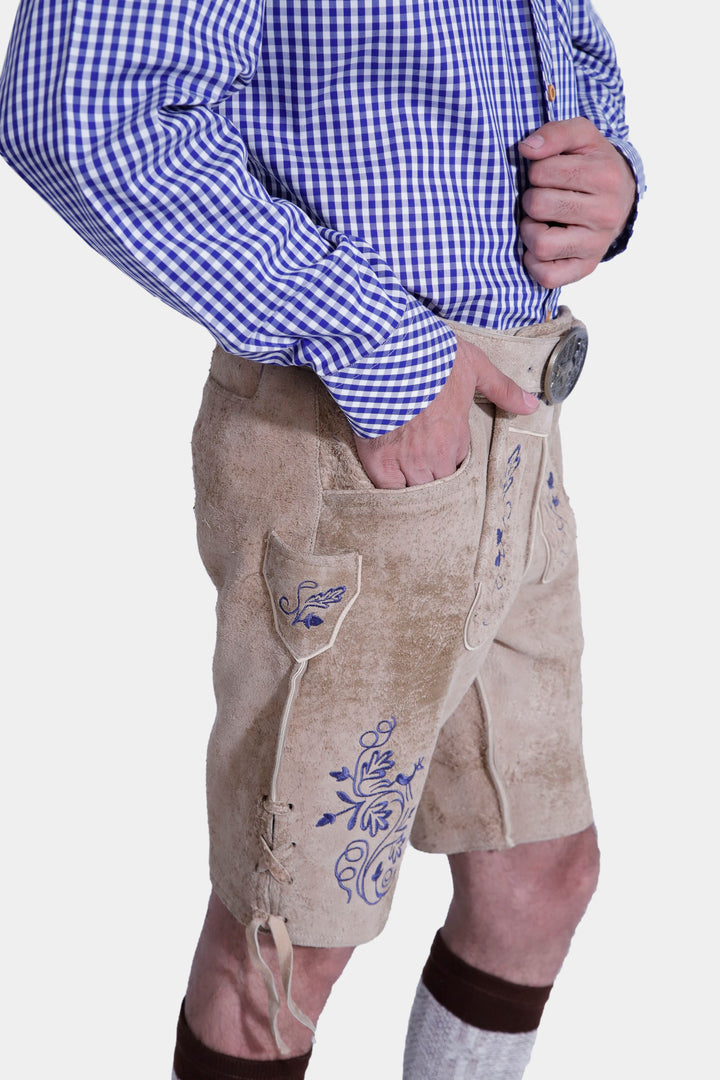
0, 0, 455, 438
570, 0, 645, 259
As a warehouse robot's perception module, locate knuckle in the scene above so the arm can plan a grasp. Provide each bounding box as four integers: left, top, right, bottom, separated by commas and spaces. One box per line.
525, 187, 544, 215
557, 196, 577, 219
427, 436, 453, 470
527, 160, 550, 188
597, 203, 622, 232
532, 267, 552, 288
534, 232, 557, 261
534, 261, 562, 289
564, 164, 584, 189
519, 218, 537, 246
521, 188, 536, 215
375, 463, 407, 489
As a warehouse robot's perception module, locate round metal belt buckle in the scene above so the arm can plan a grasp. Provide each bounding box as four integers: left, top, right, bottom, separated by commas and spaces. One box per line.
542, 326, 589, 405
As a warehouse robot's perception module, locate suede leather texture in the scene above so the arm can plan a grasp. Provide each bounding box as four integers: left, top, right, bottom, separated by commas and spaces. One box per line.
191, 310, 592, 949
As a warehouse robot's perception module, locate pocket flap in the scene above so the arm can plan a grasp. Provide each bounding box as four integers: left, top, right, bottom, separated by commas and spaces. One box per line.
263, 531, 362, 661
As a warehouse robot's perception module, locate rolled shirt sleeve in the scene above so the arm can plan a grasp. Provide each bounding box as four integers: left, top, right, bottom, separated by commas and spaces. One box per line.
0, 0, 455, 437
571, 0, 645, 258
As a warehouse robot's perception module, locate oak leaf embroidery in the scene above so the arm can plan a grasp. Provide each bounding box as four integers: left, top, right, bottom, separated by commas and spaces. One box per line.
278, 580, 347, 628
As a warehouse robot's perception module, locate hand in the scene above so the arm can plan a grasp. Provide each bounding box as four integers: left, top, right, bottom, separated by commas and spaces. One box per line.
518, 117, 637, 288
353, 336, 538, 488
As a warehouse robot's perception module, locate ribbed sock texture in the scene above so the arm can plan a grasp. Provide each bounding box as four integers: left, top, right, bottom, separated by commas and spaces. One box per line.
422, 931, 552, 1032
402, 932, 553, 1080
403, 983, 537, 1080
173, 1000, 312, 1080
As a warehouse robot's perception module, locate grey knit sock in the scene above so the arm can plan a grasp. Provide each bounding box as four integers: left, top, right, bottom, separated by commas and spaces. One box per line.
402, 933, 552, 1080
403, 982, 537, 1080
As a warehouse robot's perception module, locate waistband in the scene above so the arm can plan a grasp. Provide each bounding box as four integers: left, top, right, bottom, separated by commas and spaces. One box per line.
446, 306, 587, 401
210, 306, 586, 406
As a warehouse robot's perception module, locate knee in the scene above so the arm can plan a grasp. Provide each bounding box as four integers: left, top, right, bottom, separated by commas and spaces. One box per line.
544, 826, 600, 920
444, 827, 600, 984
294, 941, 355, 990
513, 826, 601, 925
450, 825, 601, 929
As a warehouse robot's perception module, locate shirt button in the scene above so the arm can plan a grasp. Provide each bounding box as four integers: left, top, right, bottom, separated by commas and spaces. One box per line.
547, 83, 556, 102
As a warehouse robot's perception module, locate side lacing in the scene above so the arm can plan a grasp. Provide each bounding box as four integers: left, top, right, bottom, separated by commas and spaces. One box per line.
245, 912, 316, 1056
248, 655, 313, 1054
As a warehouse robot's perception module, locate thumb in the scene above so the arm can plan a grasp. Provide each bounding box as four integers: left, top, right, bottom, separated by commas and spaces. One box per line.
519, 117, 600, 160
473, 350, 538, 415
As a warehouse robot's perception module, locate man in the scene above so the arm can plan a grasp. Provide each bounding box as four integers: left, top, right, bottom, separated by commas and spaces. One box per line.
0, 1, 642, 1077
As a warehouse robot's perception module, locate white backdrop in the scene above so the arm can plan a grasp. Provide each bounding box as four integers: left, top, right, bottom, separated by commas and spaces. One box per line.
0, 4, 715, 1077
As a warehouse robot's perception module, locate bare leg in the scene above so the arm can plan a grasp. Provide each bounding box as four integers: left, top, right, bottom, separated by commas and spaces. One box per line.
184, 828, 598, 1063
443, 825, 601, 985
184, 892, 354, 1059
402, 826, 601, 1078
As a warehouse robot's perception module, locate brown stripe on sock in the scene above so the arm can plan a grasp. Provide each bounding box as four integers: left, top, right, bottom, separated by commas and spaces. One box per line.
173, 1001, 312, 1080
421, 931, 552, 1034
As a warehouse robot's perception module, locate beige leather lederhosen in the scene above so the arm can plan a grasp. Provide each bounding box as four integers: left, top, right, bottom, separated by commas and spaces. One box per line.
191, 306, 592, 1048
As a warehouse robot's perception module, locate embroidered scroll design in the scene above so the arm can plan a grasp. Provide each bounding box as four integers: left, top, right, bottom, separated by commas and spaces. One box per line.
546, 471, 566, 531
316, 717, 423, 906
278, 580, 347, 629
494, 444, 521, 590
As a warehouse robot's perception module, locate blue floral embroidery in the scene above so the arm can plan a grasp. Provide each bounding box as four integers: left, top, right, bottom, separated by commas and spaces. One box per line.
316, 717, 424, 906
278, 580, 347, 628
494, 444, 521, 589
546, 472, 566, 531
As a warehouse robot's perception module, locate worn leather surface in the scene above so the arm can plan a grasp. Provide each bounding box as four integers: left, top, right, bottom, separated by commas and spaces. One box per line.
191, 315, 592, 949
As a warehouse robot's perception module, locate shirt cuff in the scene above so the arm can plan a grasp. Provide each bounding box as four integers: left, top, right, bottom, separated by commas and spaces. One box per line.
319, 297, 457, 438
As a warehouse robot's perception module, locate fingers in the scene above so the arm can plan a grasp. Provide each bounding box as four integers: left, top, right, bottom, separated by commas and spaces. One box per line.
525, 153, 611, 195
519, 118, 635, 212
517, 118, 637, 287
469, 343, 538, 416
353, 449, 408, 489
523, 248, 598, 289
521, 186, 621, 232
353, 337, 537, 490
520, 217, 603, 287
520, 217, 605, 261
518, 116, 602, 160
354, 426, 468, 489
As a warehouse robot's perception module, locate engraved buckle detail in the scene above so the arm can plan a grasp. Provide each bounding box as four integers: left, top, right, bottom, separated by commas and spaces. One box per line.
542, 326, 589, 404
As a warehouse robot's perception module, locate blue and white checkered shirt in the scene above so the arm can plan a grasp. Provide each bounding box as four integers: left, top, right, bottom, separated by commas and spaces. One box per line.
0, 0, 642, 436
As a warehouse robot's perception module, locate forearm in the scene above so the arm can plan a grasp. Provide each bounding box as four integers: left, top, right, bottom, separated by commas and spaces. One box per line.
0, 0, 454, 437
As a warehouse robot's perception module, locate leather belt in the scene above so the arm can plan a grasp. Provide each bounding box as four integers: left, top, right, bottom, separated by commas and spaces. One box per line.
447, 308, 588, 406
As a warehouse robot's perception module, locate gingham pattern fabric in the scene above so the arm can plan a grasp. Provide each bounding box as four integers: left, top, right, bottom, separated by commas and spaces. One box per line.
0, 0, 642, 436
